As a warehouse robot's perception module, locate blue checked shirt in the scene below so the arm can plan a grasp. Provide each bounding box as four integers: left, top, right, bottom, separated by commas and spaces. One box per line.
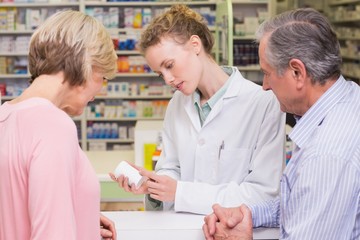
250, 76, 360, 239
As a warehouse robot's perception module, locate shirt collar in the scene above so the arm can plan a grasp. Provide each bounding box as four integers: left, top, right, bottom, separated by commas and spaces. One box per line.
290, 76, 349, 149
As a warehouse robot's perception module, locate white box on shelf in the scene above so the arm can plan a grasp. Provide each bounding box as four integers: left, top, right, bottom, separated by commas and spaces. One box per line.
244, 17, 259, 36
134, 120, 163, 167
89, 142, 106, 151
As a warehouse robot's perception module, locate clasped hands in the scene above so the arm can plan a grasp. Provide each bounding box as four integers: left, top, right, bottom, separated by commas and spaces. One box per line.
203, 204, 253, 240
109, 161, 177, 202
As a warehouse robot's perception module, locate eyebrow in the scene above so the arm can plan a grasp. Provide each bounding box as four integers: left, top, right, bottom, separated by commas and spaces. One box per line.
159, 60, 166, 68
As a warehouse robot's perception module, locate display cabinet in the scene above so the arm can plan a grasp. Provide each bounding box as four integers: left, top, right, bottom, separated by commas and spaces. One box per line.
0, 1, 80, 101
217, 0, 275, 84
234, 0, 275, 84
81, 0, 217, 150
327, 0, 360, 84
0, 0, 219, 151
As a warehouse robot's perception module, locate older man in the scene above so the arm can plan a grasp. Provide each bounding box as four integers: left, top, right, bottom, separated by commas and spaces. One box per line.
203, 8, 360, 240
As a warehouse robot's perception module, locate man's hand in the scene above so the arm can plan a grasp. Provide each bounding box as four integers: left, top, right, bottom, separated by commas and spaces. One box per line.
203, 204, 253, 240
100, 214, 117, 240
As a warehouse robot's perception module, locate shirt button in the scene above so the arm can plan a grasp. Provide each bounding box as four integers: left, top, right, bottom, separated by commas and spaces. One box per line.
198, 139, 205, 146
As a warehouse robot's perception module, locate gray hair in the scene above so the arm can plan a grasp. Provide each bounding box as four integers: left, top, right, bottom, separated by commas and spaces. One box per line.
255, 8, 341, 85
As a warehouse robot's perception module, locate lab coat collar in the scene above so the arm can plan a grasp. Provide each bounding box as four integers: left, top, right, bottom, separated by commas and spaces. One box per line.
183, 67, 247, 130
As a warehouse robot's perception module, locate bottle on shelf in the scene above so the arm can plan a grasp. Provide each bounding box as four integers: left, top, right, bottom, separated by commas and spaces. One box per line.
152, 132, 163, 170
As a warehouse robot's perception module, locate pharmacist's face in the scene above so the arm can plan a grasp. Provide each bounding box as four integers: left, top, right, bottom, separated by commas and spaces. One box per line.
259, 37, 297, 114
144, 37, 202, 95
64, 71, 106, 116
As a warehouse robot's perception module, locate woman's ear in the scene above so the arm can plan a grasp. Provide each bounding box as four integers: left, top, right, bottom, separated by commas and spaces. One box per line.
189, 35, 201, 55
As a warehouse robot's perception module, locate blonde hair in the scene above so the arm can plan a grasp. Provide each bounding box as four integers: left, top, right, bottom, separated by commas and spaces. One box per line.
139, 4, 214, 55
28, 10, 117, 86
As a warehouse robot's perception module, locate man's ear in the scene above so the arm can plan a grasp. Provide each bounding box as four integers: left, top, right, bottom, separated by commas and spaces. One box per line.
289, 59, 307, 89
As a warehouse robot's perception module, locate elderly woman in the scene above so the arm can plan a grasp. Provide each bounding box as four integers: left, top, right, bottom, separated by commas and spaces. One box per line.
0, 10, 117, 240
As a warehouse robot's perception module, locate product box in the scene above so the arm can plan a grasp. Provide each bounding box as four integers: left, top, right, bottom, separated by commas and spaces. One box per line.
93, 7, 104, 24
124, 8, 134, 28
244, 17, 259, 36
26, 9, 41, 30
134, 120, 163, 167
133, 8, 142, 28
109, 7, 119, 28
119, 82, 130, 96
89, 142, 107, 151
0, 8, 7, 31
142, 8, 152, 28
118, 126, 128, 140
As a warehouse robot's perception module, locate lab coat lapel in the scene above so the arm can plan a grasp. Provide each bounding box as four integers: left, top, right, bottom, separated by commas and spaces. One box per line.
184, 96, 202, 132
202, 69, 244, 128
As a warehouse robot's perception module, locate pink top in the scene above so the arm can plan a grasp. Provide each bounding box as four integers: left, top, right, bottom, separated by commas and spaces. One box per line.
0, 98, 100, 240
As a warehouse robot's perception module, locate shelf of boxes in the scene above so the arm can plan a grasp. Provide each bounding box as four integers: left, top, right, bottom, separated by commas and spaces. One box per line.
82, 77, 172, 150
231, 0, 273, 84
83, 1, 217, 7
82, 1, 216, 150
329, 0, 360, 6
327, 0, 360, 83
0, 0, 219, 150
0, 1, 81, 100
0, 2, 80, 7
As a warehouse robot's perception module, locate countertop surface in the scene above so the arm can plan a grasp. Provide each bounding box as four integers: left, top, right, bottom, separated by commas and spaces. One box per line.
102, 211, 279, 240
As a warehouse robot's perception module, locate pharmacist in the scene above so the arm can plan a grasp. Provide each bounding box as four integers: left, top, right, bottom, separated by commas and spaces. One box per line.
110, 4, 286, 215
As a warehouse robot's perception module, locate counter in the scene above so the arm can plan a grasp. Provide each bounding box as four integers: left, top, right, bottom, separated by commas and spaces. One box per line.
102, 211, 279, 240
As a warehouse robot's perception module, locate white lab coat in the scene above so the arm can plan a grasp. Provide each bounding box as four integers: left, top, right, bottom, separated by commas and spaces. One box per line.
147, 67, 285, 215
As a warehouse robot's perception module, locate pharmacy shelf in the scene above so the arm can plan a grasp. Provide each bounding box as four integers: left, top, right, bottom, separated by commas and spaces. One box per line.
0, 30, 34, 34
88, 139, 134, 143
0, 2, 80, 7
95, 95, 173, 100
342, 55, 360, 60
84, 1, 216, 7
0, 0, 217, 151
234, 35, 255, 40
232, 0, 268, 4
237, 65, 261, 71
116, 50, 141, 55
328, 0, 360, 85
0, 52, 28, 56
332, 17, 360, 23
329, 0, 360, 6
0, 96, 14, 101
0, 74, 30, 79
87, 117, 164, 121
109, 26, 215, 33
338, 36, 360, 41
343, 71, 360, 79
115, 73, 158, 77
229, 0, 272, 71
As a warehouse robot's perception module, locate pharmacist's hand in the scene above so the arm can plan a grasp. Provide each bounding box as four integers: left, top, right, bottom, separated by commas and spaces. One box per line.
109, 170, 149, 195
140, 170, 177, 202
100, 214, 117, 240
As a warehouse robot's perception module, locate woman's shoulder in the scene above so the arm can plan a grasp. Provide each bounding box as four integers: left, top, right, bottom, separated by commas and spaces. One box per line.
19, 98, 76, 133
